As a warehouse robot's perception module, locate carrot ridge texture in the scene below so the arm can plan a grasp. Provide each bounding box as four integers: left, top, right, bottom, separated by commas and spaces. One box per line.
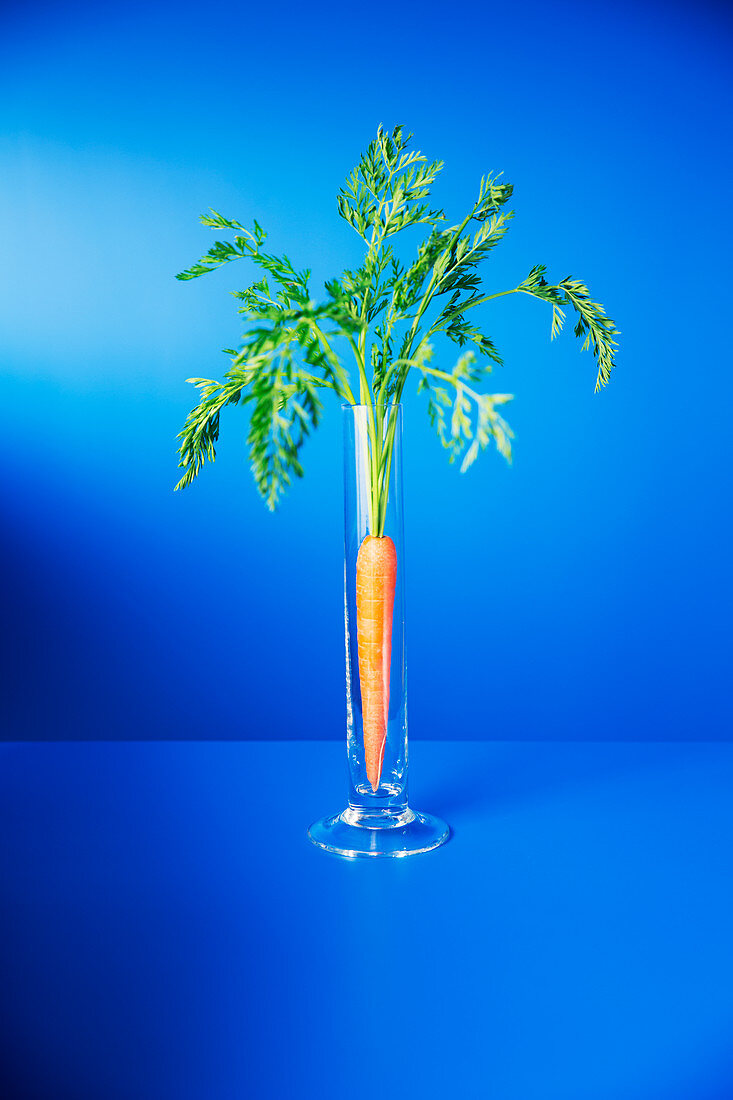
355, 535, 398, 792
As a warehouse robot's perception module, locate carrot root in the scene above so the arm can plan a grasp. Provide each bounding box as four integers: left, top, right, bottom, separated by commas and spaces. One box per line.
355, 534, 397, 792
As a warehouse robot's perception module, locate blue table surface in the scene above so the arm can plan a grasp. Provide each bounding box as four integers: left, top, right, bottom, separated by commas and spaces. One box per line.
2, 740, 733, 1100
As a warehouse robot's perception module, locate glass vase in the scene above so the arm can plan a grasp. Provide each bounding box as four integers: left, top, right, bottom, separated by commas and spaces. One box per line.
308, 403, 450, 858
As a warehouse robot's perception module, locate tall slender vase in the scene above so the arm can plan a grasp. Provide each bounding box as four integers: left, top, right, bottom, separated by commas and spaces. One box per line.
308, 404, 449, 858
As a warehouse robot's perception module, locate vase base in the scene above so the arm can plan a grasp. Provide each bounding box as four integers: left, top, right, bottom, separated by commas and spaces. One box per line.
307, 807, 450, 859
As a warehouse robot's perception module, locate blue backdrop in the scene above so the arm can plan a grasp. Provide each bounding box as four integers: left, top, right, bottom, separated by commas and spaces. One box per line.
2, 0, 731, 741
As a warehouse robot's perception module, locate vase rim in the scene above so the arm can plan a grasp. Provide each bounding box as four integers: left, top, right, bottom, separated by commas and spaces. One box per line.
340, 402, 403, 410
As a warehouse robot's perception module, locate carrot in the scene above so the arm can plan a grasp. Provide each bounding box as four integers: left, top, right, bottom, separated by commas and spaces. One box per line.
356, 534, 398, 792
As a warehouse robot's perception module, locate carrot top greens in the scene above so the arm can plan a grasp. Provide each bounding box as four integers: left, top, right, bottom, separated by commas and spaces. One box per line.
175, 125, 618, 532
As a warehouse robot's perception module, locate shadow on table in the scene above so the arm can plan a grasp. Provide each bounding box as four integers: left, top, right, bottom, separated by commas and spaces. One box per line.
414, 740, 699, 825
668, 1055, 733, 1100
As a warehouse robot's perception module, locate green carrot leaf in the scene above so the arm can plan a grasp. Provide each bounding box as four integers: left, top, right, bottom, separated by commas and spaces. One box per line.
174, 125, 618, 509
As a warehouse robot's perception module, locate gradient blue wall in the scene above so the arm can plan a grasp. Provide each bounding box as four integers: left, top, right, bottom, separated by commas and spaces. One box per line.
2, 0, 731, 740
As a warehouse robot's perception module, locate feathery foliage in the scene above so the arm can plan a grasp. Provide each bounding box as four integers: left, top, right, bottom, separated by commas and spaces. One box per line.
175, 125, 619, 524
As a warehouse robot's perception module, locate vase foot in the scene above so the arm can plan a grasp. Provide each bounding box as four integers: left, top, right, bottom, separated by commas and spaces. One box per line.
307, 807, 450, 859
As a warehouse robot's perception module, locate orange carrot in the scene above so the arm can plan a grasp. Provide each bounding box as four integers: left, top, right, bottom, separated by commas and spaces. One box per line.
356, 534, 397, 792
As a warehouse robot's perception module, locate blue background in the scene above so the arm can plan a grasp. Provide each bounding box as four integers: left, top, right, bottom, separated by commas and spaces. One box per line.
2, 0, 731, 741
